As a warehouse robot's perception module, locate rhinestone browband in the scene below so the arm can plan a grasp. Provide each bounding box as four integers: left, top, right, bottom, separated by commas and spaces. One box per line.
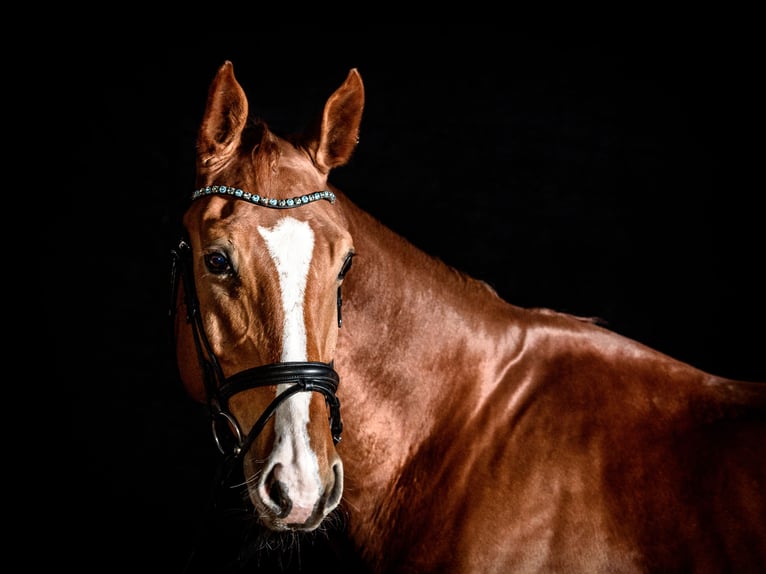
191, 185, 336, 208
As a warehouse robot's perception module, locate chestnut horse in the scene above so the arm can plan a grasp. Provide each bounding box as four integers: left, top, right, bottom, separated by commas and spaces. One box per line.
172, 61, 766, 573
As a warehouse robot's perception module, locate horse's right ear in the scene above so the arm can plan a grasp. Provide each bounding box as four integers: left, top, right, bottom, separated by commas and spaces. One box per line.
197, 61, 248, 168
311, 68, 365, 173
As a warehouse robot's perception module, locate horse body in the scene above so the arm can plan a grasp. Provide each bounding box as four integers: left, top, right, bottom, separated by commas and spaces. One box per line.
174, 62, 766, 573
336, 213, 765, 573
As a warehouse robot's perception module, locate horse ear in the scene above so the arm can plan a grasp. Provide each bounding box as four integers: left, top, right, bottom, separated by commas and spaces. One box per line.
312, 68, 365, 172
197, 61, 248, 166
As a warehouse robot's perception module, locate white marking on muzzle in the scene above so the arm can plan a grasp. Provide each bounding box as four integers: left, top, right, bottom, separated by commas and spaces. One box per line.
258, 217, 320, 522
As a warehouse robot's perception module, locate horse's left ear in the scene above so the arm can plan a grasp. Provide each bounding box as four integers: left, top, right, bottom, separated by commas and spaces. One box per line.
312, 68, 365, 172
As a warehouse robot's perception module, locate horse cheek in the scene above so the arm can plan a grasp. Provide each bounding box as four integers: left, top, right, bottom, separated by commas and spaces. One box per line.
174, 306, 207, 403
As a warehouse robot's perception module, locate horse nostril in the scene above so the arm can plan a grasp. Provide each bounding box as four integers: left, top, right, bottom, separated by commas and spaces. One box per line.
264, 464, 292, 518
327, 460, 344, 509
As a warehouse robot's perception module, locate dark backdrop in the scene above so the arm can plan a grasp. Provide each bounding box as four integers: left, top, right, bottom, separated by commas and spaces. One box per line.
62, 22, 763, 573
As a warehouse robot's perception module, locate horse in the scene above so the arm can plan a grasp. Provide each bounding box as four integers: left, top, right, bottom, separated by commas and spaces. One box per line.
170, 61, 766, 573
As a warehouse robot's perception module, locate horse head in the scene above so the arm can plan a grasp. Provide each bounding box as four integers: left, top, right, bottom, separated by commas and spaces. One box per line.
172, 61, 363, 531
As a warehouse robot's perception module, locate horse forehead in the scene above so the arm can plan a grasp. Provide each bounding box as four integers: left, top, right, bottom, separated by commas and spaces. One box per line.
257, 216, 315, 256
187, 196, 351, 260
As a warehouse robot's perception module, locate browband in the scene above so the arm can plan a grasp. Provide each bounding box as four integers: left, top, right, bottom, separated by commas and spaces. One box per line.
191, 185, 336, 208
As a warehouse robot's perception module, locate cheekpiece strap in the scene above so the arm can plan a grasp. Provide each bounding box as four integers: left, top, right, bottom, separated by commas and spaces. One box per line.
191, 185, 336, 208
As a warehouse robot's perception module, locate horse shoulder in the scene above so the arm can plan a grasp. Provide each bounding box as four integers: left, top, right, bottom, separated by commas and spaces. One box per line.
372, 307, 766, 573
445, 308, 766, 572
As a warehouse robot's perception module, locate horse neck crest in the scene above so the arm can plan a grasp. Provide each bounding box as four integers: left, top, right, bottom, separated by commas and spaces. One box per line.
191, 185, 336, 209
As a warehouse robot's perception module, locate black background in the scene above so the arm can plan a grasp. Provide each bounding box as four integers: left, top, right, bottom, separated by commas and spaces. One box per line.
62, 19, 763, 572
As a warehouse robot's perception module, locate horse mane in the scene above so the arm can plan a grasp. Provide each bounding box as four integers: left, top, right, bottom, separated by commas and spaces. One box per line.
531, 306, 607, 325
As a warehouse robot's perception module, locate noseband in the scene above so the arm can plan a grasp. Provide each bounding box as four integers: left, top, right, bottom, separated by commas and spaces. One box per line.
169, 186, 343, 464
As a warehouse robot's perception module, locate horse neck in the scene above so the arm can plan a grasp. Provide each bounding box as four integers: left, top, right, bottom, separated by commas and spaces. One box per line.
333, 193, 523, 508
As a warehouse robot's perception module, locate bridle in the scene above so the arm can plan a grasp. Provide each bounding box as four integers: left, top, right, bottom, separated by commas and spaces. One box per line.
169, 186, 344, 468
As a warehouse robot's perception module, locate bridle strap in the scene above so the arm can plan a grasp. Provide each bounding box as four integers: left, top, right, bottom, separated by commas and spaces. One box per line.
171, 239, 227, 400
219, 362, 342, 460
221, 361, 340, 399
169, 237, 344, 460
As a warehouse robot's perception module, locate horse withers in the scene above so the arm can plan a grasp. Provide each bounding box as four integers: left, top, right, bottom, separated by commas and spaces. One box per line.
171, 61, 766, 573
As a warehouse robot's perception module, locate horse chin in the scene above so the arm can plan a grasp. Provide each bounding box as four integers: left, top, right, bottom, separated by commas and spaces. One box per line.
251, 501, 332, 533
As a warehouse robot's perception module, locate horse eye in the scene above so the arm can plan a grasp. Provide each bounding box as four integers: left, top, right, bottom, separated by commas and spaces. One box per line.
338, 253, 354, 279
204, 251, 232, 275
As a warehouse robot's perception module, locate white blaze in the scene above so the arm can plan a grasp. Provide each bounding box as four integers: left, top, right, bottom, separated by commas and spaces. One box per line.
258, 217, 314, 362
257, 217, 320, 518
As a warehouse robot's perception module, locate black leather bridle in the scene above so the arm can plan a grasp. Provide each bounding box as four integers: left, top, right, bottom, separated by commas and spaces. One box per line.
169, 186, 344, 466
